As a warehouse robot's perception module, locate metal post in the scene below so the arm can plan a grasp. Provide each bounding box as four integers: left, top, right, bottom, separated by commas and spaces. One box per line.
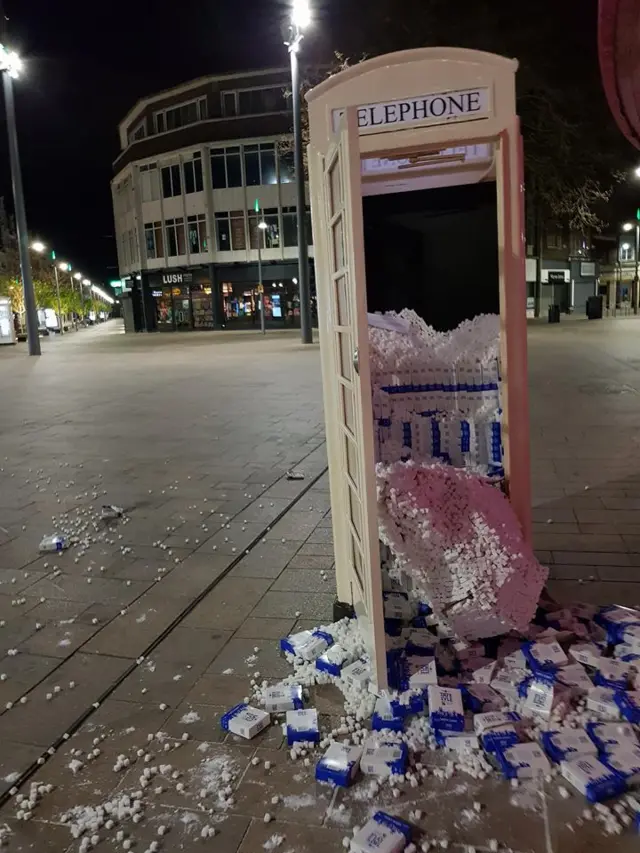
257, 237, 265, 335
290, 36, 312, 344
3, 73, 40, 355
53, 262, 63, 334
634, 224, 639, 314
139, 274, 148, 332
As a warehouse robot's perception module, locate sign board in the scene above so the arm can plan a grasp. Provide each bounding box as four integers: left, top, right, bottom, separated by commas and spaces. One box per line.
547, 271, 567, 284
580, 262, 596, 278
332, 87, 490, 134
161, 272, 193, 285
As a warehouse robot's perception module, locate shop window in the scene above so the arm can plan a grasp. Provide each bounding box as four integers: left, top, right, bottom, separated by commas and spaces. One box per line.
188, 214, 208, 254
210, 146, 242, 189
184, 153, 203, 194
161, 164, 181, 198
279, 149, 295, 184
144, 221, 164, 259
165, 217, 186, 256
282, 206, 297, 246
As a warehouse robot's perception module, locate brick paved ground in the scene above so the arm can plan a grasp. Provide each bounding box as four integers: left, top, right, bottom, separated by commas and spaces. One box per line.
0, 317, 639, 852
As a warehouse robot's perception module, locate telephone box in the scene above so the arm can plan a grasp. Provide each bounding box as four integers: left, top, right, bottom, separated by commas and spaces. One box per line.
306, 48, 530, 690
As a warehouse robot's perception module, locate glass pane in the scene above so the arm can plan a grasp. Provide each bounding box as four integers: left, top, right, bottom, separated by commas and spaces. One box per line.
227, 152, 242, 187
171, 165, 181, 196
337, 330, 352, 381
230, 213, 246, 250
341, 384, 355, 434
344, 434, 359, 489
211, 155, 226, 189
216, 217, 231, 251
223, 92, 236, 116
348, 485, 362, 539
351, 537, 365, 593
332, 216, 345, 271
184, 161, 195, 194
334, 274, 349, 326
279, 151, 295, 183
161, 167, 172, 198
193, 158, 203, 192
260, 149, 277, 185
328, 160, 342, 217
176, 220, 186, 255
244, 151, 260, 186
283, 212, 297, 247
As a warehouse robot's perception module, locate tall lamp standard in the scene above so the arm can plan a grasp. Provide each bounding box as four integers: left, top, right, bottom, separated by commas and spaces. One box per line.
82, 279, 91, 321
31, 242, 64, 334
285, 0, 313, 344
59, 262, 76, 328
0, 45, 40, 355
74, 272, 84, 319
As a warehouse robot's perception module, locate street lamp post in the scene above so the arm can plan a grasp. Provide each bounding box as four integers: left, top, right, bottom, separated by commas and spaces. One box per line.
286, 0, 313, 344
32, 242, 64, 334
1, 46, 40, 355
74, 273, 84, 320
257, 219, 267, 335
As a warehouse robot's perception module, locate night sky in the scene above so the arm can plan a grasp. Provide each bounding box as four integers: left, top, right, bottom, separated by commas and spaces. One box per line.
0, 0, 630, 285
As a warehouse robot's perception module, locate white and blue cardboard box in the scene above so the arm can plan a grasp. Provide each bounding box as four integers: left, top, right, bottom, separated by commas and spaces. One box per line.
220, 704, 270, 740
428, 685, 464, 733
280, 629, 333, 661
496, 742, 551, 779
315, 743, 363, 787
351, 811, 412, 853
263, 684, 303, 714
286, 708, 320, 745
561, 755, 626, 802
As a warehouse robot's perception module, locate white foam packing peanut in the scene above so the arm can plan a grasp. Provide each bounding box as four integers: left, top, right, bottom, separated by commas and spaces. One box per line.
377, 460, 548, 638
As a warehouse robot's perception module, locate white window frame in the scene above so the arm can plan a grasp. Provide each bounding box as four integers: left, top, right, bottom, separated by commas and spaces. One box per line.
620, 243, 634, 262
187, 213, 208, 254
153, 97, 207, 134
127, 118, 147, 145
220, 84, 288, 118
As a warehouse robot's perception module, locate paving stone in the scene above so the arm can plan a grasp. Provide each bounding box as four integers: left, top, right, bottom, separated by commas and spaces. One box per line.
0, 818, 74, 852
150, 626, 232, 665
24, 575, 152, 605
265, 511, 325, 542
206, 638, 290, 679
234, 616, 296, 640
0, 741, 43, 796
0, 568, 49, 594
110, 656, 204, 708
182, 577, 272, 630
237, 818, 346, 853
270, 568, 336, 594
20, 621, 99, 659
230, 539, 301, 579
251, 591, 335, 621
81, 598, 183, 657
181, 673, 255, 707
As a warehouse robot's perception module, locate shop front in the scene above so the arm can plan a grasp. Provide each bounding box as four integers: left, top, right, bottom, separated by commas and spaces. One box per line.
148, 271, 215, 332
220, 277, 301, 328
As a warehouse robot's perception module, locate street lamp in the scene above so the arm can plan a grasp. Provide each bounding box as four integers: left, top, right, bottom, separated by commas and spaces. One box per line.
622, 213, 640, 313
31, 242, 65, 334
285, 0, 313, 344
0, 46, 39, 354
257, 219, 268, 335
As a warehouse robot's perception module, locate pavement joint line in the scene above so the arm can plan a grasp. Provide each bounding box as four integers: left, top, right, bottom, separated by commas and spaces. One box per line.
0, 454, 329, 807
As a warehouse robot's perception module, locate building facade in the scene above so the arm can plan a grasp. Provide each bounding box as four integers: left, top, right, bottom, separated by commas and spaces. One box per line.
111, 69, 313, 332
597, 229, 639, 313
525, 223, 599, 318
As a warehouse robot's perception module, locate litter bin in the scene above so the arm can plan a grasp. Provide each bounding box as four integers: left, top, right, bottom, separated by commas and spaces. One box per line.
548, 304, 561, 324
586, 295, 603, 320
